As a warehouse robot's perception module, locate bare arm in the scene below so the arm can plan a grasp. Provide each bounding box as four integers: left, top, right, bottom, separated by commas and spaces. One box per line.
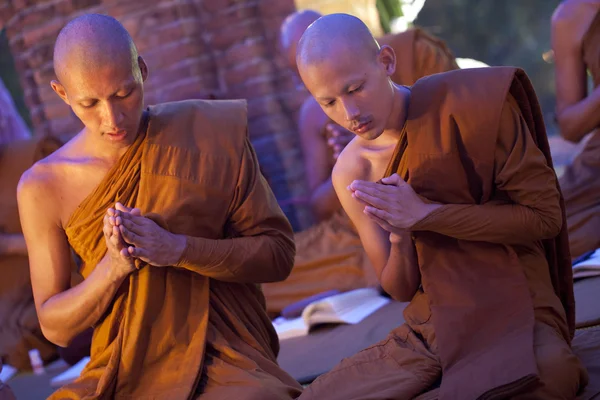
332, 151, 419, 301
552, 1, 600, 142
174, 137, 295, 283
413, 96, 562, 244
17, 169, 133, 347
298, 98, 342, 221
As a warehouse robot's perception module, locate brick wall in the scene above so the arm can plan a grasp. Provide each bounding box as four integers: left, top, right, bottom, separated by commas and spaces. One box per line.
0, 0, 313, 231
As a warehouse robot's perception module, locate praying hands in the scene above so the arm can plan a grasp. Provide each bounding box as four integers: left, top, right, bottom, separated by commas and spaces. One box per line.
103, 203, 186, 267
348, 174, 441, 235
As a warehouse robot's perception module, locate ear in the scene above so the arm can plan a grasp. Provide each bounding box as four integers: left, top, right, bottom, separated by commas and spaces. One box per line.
138, 56, 149, 82
50, 80, 70, 105
377, 45, 396, 78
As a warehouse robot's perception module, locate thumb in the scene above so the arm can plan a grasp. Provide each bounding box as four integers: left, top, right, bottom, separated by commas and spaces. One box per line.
115, 202, 132, 213
380, 173, 403, 186
116, 202, 142, 216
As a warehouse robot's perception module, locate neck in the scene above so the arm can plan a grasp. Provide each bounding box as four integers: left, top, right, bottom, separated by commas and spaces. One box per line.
81, 128, 139, 164
380, 84, 410, 142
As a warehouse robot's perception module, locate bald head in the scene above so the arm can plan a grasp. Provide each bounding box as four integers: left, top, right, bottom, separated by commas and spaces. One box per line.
296, 13, 380, 70
280, 10, 322, 72
53, 14, 139, 83
280, 10, 322, 51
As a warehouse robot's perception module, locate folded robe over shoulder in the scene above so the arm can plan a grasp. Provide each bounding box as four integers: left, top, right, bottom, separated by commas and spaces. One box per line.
378, 27, 459, 86
51, 100, 302, 399
383, 67, 575, 399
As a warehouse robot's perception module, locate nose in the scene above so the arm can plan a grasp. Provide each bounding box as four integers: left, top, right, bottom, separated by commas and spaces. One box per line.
103, 101, 124, 130
342, 98, 360, 121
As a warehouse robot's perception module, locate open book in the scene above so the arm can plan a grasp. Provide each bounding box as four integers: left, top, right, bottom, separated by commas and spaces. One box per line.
272, 288, 390, 340
573, 249, 600, 280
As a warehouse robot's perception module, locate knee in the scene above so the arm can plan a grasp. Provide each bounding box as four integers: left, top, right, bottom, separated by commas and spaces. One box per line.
535, 334, 586, 398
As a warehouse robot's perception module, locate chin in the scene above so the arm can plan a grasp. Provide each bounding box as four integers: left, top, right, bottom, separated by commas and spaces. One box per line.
361, 129, 384, 141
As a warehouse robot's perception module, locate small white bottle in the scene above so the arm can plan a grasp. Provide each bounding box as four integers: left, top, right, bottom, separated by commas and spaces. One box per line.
28, 349, 45, 375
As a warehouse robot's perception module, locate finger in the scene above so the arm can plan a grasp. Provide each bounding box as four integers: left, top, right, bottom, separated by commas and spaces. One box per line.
119, 225, 142, 247
106, 208, 117, 217
130, 208, 142, 216
115, 202, 132, 213
127, 246, 150, 262
352, 190, 389, 209
119, 248, 133, 259
119, 211, 145, 223
380, 174, 404, 186
349, 180, 383, 192
103, 225, 112, 242
120, 217, 145, 235
364, 207, 396, 232
109, 226, 123, 248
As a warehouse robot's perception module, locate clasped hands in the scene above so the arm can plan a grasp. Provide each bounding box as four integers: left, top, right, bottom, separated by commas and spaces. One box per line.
348, 174, 440, 241
102, 203, 186, 271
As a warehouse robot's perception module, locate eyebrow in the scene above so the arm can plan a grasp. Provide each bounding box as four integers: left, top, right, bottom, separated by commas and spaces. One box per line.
76, 80, 136, 103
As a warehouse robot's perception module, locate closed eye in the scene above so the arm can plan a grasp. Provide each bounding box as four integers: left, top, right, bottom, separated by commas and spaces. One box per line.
117, 88, 134, 99
349, 84, 364, 94
80, 100, 97, 109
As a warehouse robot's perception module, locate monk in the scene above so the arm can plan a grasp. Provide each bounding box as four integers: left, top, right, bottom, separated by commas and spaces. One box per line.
262, 10, 458, 315
295, 14, 587, 399
0, 136, 63, 371
17, 14, 302, 399
552, 0, 600, 259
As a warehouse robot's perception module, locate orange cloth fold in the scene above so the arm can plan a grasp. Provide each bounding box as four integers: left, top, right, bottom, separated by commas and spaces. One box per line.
396, 67, 575, 399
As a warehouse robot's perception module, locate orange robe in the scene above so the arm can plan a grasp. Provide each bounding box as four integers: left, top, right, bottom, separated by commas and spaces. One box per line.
0, 136, 63, 370
262, 28, 459, 315
558, 10, 600, 259
299, 68, 587, 400
50, 100, 302, 399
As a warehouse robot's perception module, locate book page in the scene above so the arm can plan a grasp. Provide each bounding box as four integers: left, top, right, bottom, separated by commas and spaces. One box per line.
573, 248, 600, 279
272, 316, 309, 340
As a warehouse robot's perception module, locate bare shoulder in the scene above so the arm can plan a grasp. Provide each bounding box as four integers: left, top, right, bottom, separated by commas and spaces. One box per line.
17, 141, 73, 218
18, 157, 58, 209
552, 0, 599, 42
332, 138, 369, 191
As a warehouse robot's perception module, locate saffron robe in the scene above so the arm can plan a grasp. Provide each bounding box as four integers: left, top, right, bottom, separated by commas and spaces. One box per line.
298, 67, 586, 400
558, 10, 600, 259
0, 136, 63, 370
49, 100, 302, 399
262, 28, 459, 315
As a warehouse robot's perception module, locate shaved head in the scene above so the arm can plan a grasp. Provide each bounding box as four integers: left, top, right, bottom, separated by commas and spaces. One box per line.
280, 9, 322, 72
53, 14, 139, 83
51, 14, 148, 147
296, 13, 381, 70
295, 13, 398, 142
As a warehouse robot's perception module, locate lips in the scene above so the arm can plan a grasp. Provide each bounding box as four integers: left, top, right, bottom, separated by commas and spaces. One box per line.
105, 130, 127, 141
352, 119, 372, 134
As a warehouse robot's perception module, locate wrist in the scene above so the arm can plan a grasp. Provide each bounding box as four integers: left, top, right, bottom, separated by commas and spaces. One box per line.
97, 256, 130, 284
172, 234, 188, 266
